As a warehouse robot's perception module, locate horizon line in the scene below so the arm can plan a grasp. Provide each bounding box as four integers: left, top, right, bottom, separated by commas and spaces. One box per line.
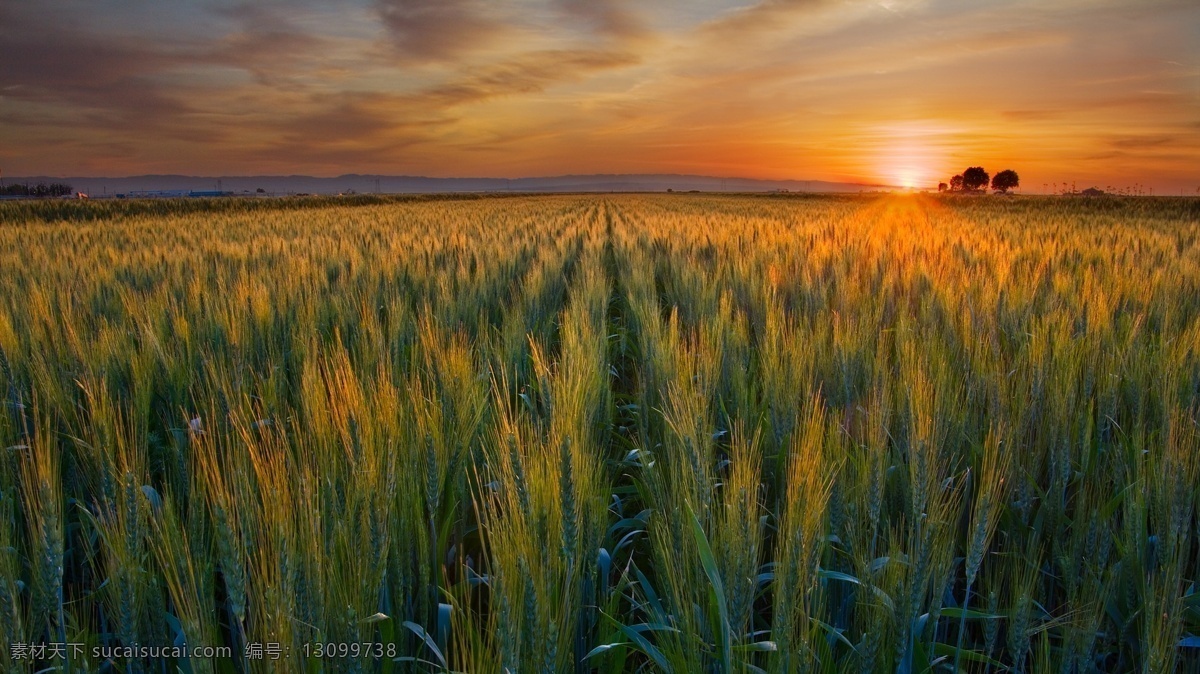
1, 171, 898, 185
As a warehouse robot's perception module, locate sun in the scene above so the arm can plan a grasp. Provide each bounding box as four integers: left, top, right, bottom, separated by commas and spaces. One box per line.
881, 158, 934, 190
887, 165, 927, 190
866, 121, 954, 190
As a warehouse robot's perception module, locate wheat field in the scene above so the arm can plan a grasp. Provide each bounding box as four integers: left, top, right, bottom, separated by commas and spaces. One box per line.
0, 194, 1197, 673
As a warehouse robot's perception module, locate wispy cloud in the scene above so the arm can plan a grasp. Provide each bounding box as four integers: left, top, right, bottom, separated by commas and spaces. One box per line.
697, 0, 834, 41
416, 49, 641, 107
557, 0, 648, 41
1110, 134, 1175, 150
374, 0, 511, 61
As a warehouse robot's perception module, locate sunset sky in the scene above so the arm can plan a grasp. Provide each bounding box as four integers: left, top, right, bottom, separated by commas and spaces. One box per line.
2, 0, 1197, 191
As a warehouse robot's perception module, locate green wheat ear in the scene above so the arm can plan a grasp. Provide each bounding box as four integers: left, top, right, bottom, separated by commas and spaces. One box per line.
558, 435, 577, 567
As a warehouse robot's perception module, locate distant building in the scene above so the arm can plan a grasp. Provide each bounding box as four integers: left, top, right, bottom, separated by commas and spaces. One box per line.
121, 189, 234, 198
128, 190, 188, 198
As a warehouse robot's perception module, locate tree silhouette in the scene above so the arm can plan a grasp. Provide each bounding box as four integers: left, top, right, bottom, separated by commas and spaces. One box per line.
962, 167, 989, 191
950, 174, 964, 191
937, 182, 948, 192
2, 182, 73, 197
991, 169, 1019, 193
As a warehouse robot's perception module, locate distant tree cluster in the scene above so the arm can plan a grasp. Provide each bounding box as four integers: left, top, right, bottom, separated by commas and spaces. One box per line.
2, 182, 74, 197
937, 168, 1019, 194
992, 170, 1019, 193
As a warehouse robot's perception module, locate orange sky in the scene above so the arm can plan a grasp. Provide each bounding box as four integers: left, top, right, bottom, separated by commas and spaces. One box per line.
2, 1, 1198, 192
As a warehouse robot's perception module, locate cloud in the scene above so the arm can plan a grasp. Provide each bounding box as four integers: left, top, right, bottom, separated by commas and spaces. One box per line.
416, 49, 640, 107
0, 17, 193, 131
372, 0, 649, 64
556, 0, 647, 41
1002, 109, 1065, 121
276, 94, 405, 145
204, 4, 332, 84
696, 0, 832, 43
374, 0, 510, 61
0, 2, 336, 132
247, 46, 639, 163
1110, 134, 1175, 149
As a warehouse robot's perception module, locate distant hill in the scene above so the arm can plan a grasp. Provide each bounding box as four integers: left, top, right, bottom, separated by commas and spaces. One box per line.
6, 173, 896, 196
